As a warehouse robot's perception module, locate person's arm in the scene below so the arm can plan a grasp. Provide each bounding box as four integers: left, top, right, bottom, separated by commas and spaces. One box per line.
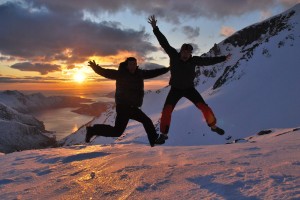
148, 15, 177, 56
142, 67, 170, 79
194, 54, 231, 66
88, 60, 118, 80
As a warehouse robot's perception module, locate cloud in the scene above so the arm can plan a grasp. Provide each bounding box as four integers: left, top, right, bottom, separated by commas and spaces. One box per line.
0, 2, 156, 71
182, 26, 200, 39
220, 26, 236, 37
189, 43, 201, 54
0, 75, 65, 83
1, 0, 299, 75
23, 0, 299, 22
280, 0, 300, 7
0, 56, 9, 61
10, 62, 61, 75
260, 10, 273, 21
141, 62, 166, 70
140, 62, 170, 82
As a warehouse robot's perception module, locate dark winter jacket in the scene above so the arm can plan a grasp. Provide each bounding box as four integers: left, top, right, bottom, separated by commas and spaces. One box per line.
153, 27, 226, 89
90, 62, 169, 107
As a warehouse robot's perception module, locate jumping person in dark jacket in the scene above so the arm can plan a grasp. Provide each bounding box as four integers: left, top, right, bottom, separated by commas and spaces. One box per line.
148, 15, 231, 139
86, 57, 169, 147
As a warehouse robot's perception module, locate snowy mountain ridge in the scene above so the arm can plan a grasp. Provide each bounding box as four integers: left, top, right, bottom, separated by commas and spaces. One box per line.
0, 90, 96, 153
0, 90, 94, 153
0, 102, 56, 153
0, 102, 44, 129
200, 4, 299, 90
0, 90, 91, 113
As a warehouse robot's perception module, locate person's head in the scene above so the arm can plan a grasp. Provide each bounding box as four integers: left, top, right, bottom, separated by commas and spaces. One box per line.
180, 43, 193, 61
125, 57, 138, 73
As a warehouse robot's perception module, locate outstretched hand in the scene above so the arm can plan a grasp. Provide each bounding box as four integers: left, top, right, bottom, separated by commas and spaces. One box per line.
148, 15, 157, 28
88, 60, 98, 68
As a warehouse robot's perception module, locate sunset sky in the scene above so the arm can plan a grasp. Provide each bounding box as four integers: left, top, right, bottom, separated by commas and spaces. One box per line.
1, 0, 299, 92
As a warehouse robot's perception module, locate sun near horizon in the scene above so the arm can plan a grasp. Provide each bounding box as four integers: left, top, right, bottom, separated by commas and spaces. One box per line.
73, 71, 86, 83
1, 50, 169, 93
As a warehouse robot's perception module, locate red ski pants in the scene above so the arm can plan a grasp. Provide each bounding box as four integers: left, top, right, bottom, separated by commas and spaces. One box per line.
160, 87, 217, 134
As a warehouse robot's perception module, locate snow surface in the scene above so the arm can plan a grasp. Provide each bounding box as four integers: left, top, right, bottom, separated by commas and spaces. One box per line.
0, 129, 299, 199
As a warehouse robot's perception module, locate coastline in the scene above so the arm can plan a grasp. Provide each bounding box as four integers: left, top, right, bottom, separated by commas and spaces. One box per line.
0, 89, 114, 141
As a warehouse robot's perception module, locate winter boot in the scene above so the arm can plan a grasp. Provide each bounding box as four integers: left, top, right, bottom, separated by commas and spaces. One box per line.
211, 126, 225, 135
151, 134, 166, 147
85, 126, 94, 143
161, 133, 169, 140
156, 134, 167, 144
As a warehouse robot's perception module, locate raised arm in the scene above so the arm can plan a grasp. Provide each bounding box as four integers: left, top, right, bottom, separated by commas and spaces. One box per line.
148, 15, 177, 56
88, 60, 118, 80
142, 66, 170, 79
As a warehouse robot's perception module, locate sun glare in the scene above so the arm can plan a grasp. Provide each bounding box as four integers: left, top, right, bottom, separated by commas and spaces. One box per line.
73, 71, 86, 83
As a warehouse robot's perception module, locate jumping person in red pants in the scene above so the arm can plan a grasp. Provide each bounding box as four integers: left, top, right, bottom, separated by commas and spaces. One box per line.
148, 15, 231, 139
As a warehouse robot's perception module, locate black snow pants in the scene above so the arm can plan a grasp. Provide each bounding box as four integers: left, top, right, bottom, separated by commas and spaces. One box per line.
91, 104, 158, 145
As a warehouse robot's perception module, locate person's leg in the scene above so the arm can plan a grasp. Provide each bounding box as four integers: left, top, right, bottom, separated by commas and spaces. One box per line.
160, 87, 183, 134
183, 88, 216, 127
111, 105, 130, 135
129, 107, 160, 146
183, 88, 224, 135
86, 105, 129, 142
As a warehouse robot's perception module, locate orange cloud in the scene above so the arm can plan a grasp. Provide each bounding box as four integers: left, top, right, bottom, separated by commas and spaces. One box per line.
220, 26, 236, 37
88, 50, 144, 68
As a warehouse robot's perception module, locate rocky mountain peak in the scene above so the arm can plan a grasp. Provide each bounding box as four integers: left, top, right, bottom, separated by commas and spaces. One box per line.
198, 4, 300, 90
224, 10, 295, 48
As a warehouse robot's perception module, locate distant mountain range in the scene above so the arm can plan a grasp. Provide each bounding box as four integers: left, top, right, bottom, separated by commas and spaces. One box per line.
0, 90, 92, 153
0, 102, 55, 153
0, 90, 92, 113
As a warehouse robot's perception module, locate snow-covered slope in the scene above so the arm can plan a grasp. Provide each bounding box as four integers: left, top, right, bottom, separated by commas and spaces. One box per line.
0, 103, 56, 153
62, 4, 300, 146
0, 128, 299, 199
